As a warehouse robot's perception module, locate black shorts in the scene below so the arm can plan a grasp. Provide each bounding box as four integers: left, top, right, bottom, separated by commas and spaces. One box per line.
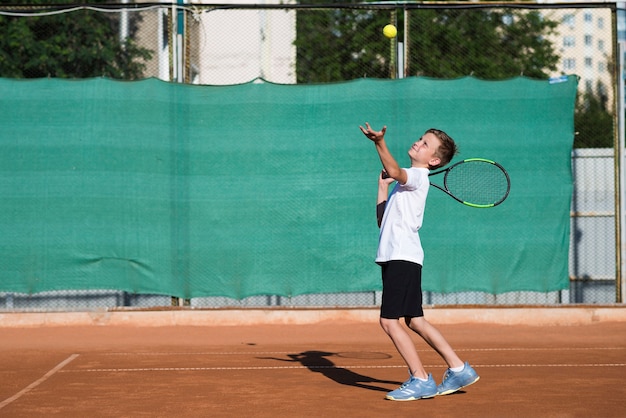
379, 260, 424, 319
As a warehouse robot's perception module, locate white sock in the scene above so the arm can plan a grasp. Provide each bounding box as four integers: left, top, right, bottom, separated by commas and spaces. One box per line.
450, 364, 465, 373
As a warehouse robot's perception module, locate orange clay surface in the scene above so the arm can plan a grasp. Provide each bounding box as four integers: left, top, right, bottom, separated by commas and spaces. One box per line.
1, 320, 625, 417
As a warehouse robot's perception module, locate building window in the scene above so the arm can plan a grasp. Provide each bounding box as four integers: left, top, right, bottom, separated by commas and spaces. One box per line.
563, 58, 576, 70
598, 17, 604, 29
563, 36, 575, 48
584, 57, 592, 68
563, 14, 575, 28
598, 40, 604, 52
598, 61, 605, 72
584, 13, 592, 23
584, 35, 592, 46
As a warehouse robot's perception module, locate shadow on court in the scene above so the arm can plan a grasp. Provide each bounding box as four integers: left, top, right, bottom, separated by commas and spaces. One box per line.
259, 350, 401, 392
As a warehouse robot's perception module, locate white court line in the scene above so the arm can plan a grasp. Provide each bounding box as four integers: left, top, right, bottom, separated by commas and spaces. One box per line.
60, 363, 626, 373
0, 354, 79, 411
100, 347, 626, 356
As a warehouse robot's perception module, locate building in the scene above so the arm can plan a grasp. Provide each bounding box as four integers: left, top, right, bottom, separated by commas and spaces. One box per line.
542, 5, 614, 104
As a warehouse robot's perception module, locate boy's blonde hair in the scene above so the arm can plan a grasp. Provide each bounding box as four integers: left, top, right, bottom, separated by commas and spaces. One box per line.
426, 128, 458, 169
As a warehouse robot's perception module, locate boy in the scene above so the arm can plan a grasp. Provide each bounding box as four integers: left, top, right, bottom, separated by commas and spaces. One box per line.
359, 122, 479, 401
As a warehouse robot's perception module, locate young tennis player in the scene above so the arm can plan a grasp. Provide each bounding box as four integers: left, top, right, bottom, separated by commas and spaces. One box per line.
359, 122, 479, 401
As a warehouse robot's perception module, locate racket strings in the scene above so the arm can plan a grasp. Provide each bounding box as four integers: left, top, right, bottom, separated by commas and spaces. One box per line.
444, 162, 509, 206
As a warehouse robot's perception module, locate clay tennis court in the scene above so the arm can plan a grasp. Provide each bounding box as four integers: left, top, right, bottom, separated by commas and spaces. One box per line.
1, 307, 625, 417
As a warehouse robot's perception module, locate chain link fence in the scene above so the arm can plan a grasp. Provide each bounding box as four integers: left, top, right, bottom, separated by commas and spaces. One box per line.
0, 2, 620, 310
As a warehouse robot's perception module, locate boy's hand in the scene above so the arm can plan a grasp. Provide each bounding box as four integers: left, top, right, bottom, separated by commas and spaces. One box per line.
379, 170, 395, 185
359, 122, 386, 143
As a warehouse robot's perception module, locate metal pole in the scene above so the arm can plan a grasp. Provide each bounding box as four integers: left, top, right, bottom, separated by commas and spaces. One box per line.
170, 3, 176, 82
618, 40, 625, 303
389, 10, 397, 79
177, 0, 185, 83
158, 7, 169, 81
120, 0, 129, 44
617, 3, 626, 303
403, 8, 409, 77
397, 41, 404, 79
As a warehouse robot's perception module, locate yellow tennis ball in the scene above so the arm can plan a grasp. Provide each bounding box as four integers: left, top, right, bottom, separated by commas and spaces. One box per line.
383, 24, 397, 38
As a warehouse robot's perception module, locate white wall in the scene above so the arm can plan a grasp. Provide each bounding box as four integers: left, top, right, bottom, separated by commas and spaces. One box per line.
194, 0, 296, 85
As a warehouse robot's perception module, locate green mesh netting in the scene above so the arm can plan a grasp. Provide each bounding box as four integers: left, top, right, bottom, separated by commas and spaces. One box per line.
0, 76, 577, 298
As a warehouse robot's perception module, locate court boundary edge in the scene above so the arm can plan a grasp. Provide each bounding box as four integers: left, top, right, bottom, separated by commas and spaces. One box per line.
0, 306, 625, 328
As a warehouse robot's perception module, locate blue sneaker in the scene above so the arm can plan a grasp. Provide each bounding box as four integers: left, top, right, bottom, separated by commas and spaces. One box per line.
436, 362, 479, 396
386, 373, 437, 401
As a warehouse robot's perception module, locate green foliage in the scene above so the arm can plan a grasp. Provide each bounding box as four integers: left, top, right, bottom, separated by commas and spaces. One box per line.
0, 0, 152, 79
409, 9, 559, 79
574, 82, 614, 148
296, 4, 561, 83
295, 4, 393, 82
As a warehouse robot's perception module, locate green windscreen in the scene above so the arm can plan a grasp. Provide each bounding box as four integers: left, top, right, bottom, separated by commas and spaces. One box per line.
0, 76, 576, 298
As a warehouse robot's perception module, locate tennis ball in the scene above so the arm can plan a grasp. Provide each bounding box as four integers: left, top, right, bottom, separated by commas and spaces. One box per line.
383, 24, 397, 39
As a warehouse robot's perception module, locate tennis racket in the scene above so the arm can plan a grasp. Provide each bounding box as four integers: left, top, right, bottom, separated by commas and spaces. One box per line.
429, 158, 510, 208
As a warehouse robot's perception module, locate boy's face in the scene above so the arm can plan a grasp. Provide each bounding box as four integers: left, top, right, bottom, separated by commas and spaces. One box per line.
408, 132, 442, 168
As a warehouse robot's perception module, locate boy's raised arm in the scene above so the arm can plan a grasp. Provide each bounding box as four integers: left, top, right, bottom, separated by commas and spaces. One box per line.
360, 122, 407, 185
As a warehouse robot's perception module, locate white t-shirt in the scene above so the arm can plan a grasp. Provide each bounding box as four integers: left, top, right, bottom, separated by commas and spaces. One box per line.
376, 167, 430, 265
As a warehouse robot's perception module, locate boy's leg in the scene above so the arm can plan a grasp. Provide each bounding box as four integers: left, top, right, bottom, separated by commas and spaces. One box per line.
406, 316, 464, 368
379, 317, 428, 379
407, 317, 479, 395
379, 317, 437, 401
378, 262, 438, 400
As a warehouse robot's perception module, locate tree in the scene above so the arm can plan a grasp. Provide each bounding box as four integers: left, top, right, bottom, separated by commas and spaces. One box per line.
295, 3, 393, 82
574, 81, 614, 148
0, 0, 152, 79
408, 8, 559, 79
295, 3, 560, 83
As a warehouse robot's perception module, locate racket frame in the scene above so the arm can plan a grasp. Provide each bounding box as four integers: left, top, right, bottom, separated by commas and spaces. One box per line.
429, 158, 511, 208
